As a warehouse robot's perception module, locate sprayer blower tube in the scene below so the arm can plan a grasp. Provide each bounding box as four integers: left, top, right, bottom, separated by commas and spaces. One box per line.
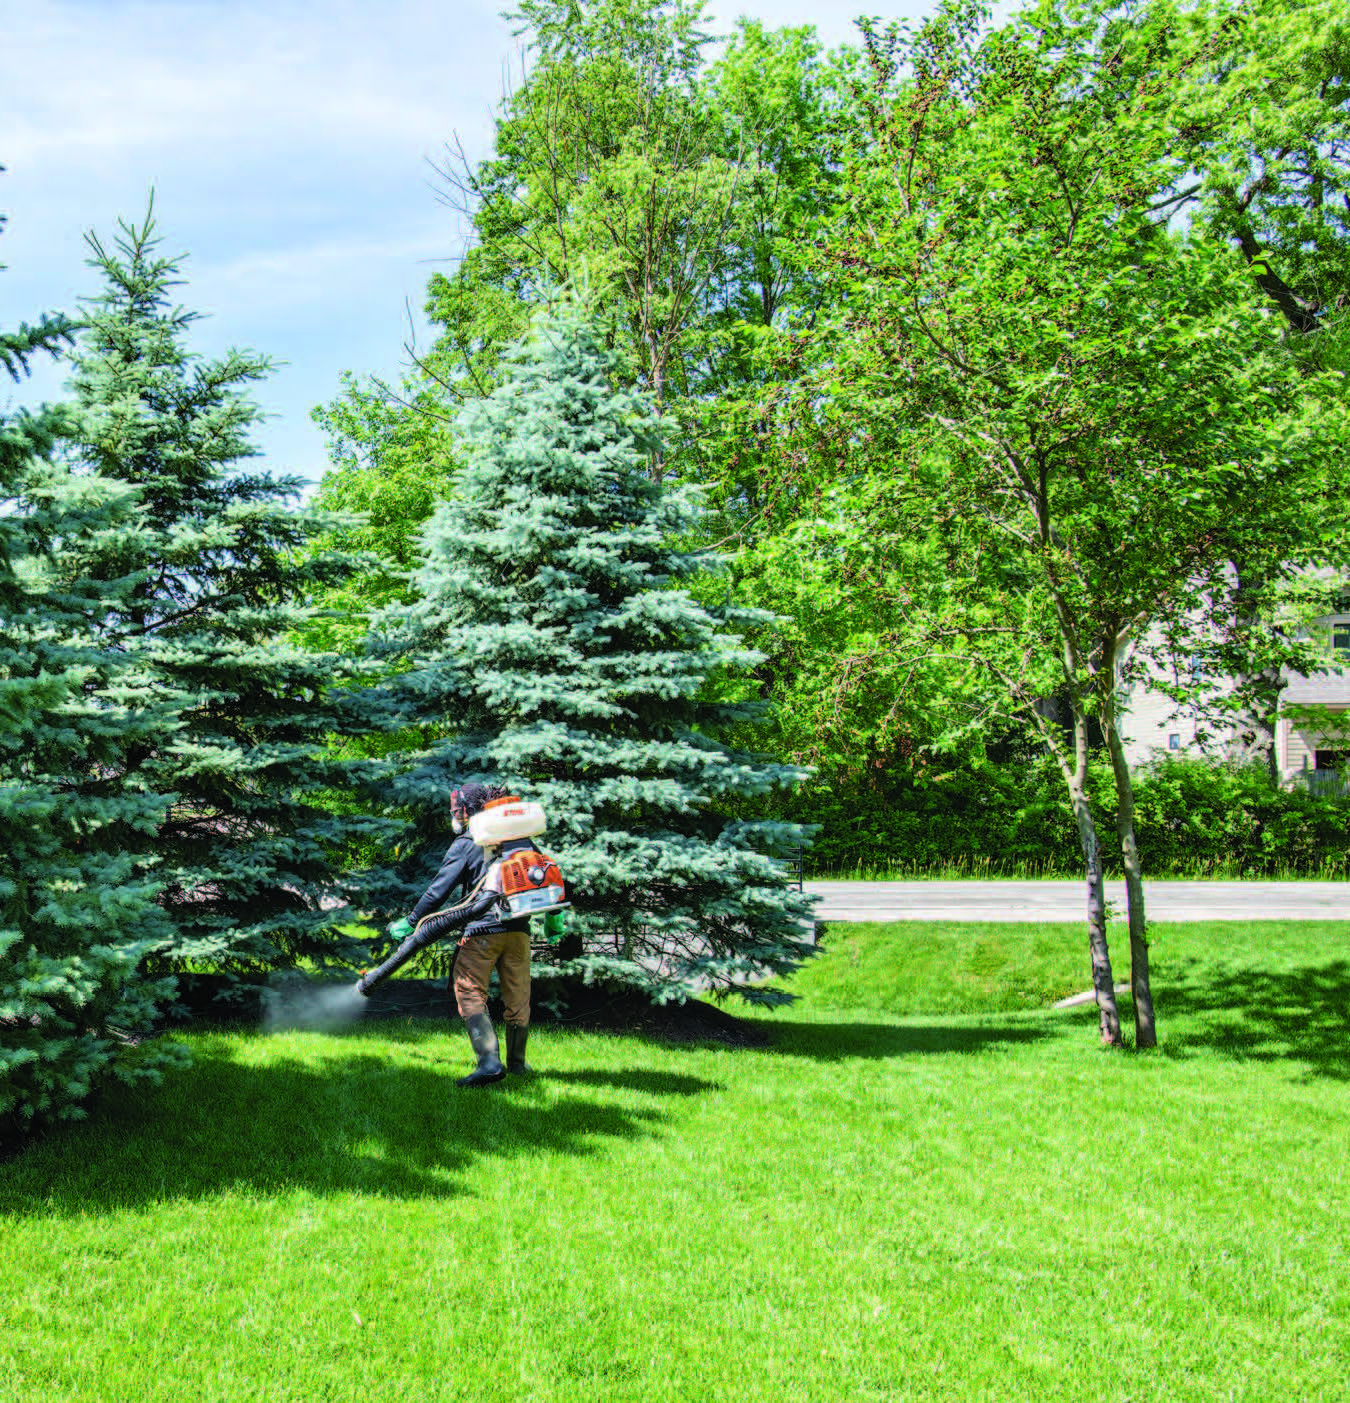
355, 889, 500, 996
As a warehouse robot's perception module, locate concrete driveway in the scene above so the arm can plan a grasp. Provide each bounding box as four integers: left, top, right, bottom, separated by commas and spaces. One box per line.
804, 879, 1350, 923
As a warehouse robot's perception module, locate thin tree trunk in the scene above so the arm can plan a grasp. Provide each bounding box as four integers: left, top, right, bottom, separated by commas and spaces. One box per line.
1041, 571, 1122, 1047
1068, 773, 1122, 1047
1063, 707, 1123, 1047
1101, 654, 1157, 1049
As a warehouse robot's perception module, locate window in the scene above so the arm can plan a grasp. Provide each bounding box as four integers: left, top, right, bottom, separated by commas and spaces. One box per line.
1334, 626, 1350, 654
1315, 750, 1348, 771
1168, 734, 1181, 750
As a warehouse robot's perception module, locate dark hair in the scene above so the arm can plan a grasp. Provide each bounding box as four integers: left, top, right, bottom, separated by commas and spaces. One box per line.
452, 781, 510, 817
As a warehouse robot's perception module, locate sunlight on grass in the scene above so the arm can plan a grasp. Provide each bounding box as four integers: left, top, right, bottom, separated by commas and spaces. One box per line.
2, 922, 1348, 1401
783, 920, 1090, 1013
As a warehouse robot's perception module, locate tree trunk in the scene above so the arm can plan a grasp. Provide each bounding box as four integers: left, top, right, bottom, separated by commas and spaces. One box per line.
1062, 707, 1123, 1048
1068, 776, 1122, 1047
1102, 675, 1158, 1049
1043, 585, 1121, 1047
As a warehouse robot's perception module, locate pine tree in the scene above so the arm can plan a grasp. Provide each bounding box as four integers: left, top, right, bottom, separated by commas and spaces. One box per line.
376, 296, 814, 1004
64, 206, 398, 979
1, 201, 185, 1135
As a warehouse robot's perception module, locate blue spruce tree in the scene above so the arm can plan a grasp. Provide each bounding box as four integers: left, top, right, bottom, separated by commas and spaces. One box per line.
379, 296, 814, 1005
1, 198, 185, 1134
65, 207, 398, 981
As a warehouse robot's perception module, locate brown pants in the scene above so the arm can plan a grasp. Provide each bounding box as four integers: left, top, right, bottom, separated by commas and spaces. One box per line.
453, 927, 531, 1027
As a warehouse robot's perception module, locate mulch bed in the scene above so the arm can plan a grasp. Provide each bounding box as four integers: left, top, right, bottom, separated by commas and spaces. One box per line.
524, 980, 773, 1048
174, 972, 772, 1048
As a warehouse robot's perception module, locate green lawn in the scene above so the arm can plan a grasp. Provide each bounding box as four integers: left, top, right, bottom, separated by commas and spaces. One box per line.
2, 921, 1347, 1402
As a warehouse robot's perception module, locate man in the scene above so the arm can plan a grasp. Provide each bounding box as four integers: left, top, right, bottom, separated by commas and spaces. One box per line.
406, 782, 534, 1087
408, 786, 485, 929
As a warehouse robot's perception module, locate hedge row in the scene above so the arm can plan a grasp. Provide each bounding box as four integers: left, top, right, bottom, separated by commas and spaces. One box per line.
796, 756, 1350, 878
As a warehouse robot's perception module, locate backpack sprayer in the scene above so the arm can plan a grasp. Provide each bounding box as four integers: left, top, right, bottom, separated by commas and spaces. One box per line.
354, 796, 569, 998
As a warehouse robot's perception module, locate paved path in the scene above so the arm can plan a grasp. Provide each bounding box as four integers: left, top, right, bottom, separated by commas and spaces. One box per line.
804, 879, 1350, 923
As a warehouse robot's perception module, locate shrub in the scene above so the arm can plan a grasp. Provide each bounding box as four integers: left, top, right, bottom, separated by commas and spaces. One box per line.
798, 753, 1350, 877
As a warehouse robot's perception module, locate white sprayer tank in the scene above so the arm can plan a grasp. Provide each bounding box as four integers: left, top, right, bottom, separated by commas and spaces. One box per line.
469, 800, 547, 847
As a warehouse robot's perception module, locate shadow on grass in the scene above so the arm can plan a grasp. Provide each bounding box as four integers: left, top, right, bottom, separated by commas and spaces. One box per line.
0, 1023, 720, 1218
739, 1019, 1055, 1062
542, 1067, 727, 1096
1154, 957, 1350, 1081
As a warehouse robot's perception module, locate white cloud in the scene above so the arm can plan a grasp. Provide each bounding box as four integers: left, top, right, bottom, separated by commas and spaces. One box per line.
5, 0, 512, 169
191, 224, 456, 315
3, 0, 941, 492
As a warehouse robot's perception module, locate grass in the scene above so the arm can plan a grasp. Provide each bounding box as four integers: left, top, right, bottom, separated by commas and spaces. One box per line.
2, 922, 1348, 1402
783, 917, 1350, 1025
784, 920, 1091, 1013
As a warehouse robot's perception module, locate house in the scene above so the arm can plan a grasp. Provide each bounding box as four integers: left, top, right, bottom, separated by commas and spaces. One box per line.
1119, 615, 1350, 784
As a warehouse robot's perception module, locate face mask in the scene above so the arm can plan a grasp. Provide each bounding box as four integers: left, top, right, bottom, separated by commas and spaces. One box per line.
451, 816, 466, 835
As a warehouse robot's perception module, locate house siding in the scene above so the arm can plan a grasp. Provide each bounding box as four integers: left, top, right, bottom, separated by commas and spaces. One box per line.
1282, 705, 1350, 774
1119, 613, 1350, 781
1119, 687, 1204, 767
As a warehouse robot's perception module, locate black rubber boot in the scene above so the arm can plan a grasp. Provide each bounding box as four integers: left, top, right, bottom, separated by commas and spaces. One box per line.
456, 1012, 505, 1088
505, 1024, 532, 1075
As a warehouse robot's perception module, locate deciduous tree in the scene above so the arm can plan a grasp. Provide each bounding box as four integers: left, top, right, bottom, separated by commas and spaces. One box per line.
790, 0, 1347, 1046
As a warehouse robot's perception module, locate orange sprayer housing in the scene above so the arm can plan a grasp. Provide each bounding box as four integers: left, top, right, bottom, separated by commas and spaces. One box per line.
496, 848, 568, 917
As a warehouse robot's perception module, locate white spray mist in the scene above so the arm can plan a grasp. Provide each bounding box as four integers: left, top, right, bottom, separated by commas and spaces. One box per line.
262, 976, 368, 1033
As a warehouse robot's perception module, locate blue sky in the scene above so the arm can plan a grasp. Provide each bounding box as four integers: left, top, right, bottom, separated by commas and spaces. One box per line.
2, 0, 924, 496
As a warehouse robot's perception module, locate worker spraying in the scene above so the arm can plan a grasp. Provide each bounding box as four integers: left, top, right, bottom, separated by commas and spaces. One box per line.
356, 782, 568, 1088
